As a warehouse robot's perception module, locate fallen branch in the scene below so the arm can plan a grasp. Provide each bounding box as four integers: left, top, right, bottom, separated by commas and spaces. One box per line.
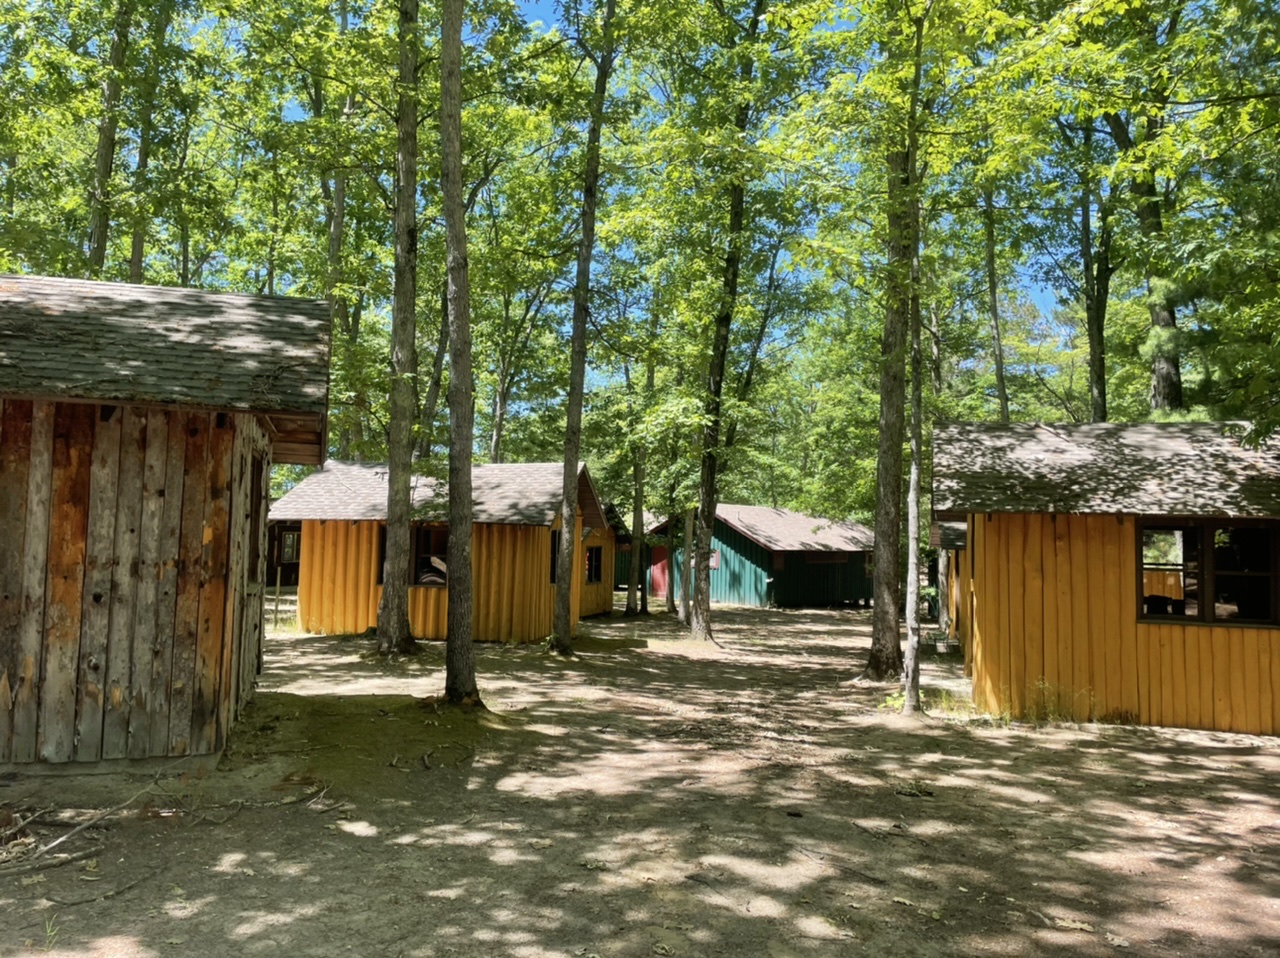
1, 807, 52, 843
33, 780, 159, 862
0, 846, 101, 878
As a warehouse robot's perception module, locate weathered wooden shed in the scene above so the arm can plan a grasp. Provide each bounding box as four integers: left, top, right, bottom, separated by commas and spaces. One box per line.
935, 421, 1280, 735
648, 504, 874, 608
0, 274, 330, 765
269, 461, 615, 643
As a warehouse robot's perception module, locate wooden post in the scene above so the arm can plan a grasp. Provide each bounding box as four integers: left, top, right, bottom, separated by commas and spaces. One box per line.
274, 566, 282, 629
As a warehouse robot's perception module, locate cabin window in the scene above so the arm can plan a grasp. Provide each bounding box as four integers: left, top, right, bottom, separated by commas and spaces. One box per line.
1139, 521, 1278, 625
585, 546, 603, 584
550, 530, 561, 584
377, 524, 447, 586
1140, 526, 1200, 619
280, 531, 300, 564
413, 527, 448, 587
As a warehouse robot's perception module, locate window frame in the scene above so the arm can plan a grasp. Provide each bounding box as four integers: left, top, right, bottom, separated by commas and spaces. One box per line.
412, 525, 448, 588
280, 530, 300, 564
1136, 517, 1280, 627
585, 545, 603, 584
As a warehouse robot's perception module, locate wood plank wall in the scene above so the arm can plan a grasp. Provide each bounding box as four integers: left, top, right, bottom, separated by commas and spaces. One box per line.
297, 515, 600, 643
0, 399, 268, 763
579, 526, 616, 618
963, 512, 1280, 735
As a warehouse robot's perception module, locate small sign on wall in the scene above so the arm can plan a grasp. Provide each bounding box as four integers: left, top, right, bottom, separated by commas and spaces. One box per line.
709, 549, 720, 570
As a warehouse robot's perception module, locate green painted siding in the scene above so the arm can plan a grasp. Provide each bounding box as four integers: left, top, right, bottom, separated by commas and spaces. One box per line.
773, 551, 872, 607
660, 519, 871, 608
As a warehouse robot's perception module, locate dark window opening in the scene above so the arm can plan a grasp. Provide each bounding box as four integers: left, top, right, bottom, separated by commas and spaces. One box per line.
280, 531, 300, 564
1212, 526, 1273, 622
1139, 521, 1278, 625
550, 530, 561, 584
586, 545, 603, 584
413, 526, 448, 587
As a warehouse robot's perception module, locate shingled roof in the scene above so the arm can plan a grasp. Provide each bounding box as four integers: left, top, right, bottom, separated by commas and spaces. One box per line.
933, 421, 1280, 518
269, 460, 608, 528
0, 274, 330, 463
647, 504, 872, 552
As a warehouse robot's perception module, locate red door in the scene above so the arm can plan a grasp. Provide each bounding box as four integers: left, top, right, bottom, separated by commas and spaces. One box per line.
649, 545, 669, 599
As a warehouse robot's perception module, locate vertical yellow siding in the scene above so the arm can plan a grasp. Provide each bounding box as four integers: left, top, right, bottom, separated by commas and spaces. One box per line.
296, 518, 599, 643
580, 526, 616, 617
965, 512, 1279, 734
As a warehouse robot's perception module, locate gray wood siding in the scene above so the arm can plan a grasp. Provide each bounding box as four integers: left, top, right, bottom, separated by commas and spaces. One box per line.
0, 400, 270, 764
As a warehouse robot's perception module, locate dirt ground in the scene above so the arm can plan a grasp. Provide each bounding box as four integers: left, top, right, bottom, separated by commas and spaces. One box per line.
2, 603, 1279, 958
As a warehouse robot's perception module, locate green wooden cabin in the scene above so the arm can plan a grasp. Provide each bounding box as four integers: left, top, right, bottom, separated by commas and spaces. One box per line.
648, 505, 874, 609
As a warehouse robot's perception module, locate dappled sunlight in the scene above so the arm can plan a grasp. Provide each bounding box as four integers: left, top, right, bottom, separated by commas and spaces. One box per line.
3, 603, 1277, 957
39, 937, 160, 958
229, 903, 322, 939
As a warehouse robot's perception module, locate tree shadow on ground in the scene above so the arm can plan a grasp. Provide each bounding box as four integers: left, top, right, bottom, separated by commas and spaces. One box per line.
2, 604, 1278, 958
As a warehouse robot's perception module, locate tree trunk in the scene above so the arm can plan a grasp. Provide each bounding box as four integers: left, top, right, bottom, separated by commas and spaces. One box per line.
489, 375, 508, 463
1080, 125, 1113, 423
665, 509, 678, 614
680, 509, 693, 625
625, 451, 644, 615
377, 0, 419, 656
982, 189, 1009, 423
415, 288, 450, 462
440, 0, 479, 702
127, 0, 173, 283
1103, 101, 1183, 411
692, 1, 766, 643
866, 11, 924, 681
866, 145, 911, 679
937, 547, 951, 635
902, 234, 924, 714
87, 0, 134, 276
551, 0, 618, 654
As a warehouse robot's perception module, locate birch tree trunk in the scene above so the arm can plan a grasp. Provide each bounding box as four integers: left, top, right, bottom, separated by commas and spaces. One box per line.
902, 236, 924, 714
377, 0, 419, 656
441, 0, 479, 702
87, 0, 134, 276
552, 0, 618, 654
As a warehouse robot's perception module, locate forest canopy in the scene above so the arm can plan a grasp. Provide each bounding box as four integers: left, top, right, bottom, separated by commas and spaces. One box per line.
1, 0, 1277, 524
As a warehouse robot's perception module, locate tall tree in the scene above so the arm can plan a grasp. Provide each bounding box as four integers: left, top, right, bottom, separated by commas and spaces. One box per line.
440, 0, 479, 701
690, 0, 767, 645
87, 0, 135, 275
377, 0, 419, 656
552, 0, 619, 654
864, 3, 925, 681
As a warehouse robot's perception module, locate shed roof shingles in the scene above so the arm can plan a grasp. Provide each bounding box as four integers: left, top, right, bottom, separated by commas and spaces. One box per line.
710, 504, 875, 553
933, 421, 1280, 518
270, 460, 605, 528
0, 274, 330, 415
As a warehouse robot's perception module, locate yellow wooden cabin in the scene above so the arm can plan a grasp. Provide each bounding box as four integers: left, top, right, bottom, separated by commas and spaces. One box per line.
0, 275, 330, 765
935, 421, 1280, 735
269, 461, 616, 643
